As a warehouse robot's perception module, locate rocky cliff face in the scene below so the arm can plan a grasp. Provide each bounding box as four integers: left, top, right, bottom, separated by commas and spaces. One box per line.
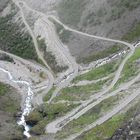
108, 105, 140, 140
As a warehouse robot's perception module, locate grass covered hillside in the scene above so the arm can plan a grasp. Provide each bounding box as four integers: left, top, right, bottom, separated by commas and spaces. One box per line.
0, 1, 39, 62
0, 82, 24, 140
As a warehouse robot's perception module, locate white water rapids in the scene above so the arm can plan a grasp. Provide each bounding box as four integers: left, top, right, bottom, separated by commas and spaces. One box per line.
0, 67, 33, 138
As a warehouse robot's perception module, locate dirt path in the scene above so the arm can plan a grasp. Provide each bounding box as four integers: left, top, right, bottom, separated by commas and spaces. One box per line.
49, 16, 134, 50
12, 0, 53, 75
7, 1, 140, 139
17, 0, 79, 103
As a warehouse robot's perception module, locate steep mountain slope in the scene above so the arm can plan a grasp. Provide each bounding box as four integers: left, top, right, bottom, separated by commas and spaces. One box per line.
54, 0, 140, 63
1, 0, 140, 140
57, 0, 140, 38
0, 0, 39, 62
13, 0, 140, 65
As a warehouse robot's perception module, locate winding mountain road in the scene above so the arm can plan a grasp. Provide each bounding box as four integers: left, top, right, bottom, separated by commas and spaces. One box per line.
13, 1, 140, 137
16, 1, 136, 106
16, 0, 79, 103
69, 74, 113, 87
5, 1, 140, 139
45, 42, 136, 133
